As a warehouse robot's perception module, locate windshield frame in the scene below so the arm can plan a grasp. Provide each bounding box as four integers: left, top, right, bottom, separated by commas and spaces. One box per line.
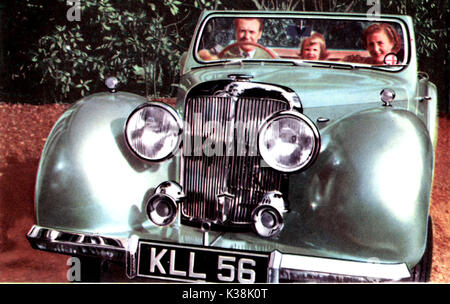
193, 11, 412, 73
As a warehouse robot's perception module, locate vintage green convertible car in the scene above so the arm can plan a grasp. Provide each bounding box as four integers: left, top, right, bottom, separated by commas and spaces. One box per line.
27, 10, 437, 283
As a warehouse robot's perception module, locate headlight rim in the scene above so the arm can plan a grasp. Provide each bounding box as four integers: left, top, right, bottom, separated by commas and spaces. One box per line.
125, 102, 183, 162
258, 110, 320, 173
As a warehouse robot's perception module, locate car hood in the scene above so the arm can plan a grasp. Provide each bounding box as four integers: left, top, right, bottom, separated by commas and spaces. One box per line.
181, 64, 412, 108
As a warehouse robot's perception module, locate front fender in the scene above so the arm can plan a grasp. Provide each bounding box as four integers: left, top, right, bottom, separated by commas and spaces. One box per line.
286, 108, 434, 266
35, 92, 178, 233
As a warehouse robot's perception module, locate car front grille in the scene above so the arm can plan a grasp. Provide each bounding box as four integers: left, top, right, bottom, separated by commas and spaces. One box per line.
182, 95, 288, 225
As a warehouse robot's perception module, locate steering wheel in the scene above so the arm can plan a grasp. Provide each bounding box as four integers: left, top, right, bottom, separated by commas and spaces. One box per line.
218, 41, 278, 59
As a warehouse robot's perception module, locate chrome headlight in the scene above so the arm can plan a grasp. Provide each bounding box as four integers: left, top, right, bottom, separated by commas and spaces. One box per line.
258, 111, 320, 172
125, 103, 182, 161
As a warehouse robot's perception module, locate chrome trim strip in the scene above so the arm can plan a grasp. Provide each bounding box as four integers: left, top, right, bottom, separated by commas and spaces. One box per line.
126, 234, 139, 279
278, 253, 411, 281
268, 250, 283, 283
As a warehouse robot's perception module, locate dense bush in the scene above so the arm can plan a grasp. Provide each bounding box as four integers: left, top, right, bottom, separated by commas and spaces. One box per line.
29, 0, 221, 101
1, 0, 448, 112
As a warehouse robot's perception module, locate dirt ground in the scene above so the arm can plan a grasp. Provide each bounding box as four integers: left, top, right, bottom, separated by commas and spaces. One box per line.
0, 102, 448, 283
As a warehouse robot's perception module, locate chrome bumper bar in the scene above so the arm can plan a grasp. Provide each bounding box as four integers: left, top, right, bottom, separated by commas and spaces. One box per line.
26, 225, 411, 282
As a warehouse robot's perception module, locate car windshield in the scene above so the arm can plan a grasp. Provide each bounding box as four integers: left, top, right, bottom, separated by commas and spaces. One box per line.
195, 16, 408, 67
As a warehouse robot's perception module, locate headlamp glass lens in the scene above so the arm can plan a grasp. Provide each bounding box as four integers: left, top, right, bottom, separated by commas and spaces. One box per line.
259, 114, 318, 172
126, 104, 181, 161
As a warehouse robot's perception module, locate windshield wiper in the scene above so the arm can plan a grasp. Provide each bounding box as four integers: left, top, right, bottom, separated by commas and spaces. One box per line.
370, 64, 408, 68
191, 59, 246, 70
303, 60, 356, 70
304, 60, 407, 71
195, 58, 289, 68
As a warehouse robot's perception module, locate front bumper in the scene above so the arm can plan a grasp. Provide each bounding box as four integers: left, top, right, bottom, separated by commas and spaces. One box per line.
26, 225, 412, 283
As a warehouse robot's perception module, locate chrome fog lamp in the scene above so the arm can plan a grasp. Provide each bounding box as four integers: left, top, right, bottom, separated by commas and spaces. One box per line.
251, 192, 288, 238
258, 111, 320, 172
380, 88, 396, 106
145, 182, 184, 226
125, 103, 183, 161
147, 196, 177, 226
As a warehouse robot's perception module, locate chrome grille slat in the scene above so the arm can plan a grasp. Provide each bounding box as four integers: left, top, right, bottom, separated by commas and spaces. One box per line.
183, 95, 288, 225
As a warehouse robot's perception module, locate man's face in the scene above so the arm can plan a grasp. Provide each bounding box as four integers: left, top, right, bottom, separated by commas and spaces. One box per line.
235, 19, 263, 53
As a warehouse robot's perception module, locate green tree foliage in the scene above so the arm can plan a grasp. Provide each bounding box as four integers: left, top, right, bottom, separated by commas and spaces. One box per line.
29, 0, 220, 101
1, 0, 67, 101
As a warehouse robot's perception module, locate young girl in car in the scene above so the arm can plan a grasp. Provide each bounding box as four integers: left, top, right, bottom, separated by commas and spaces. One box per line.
298, 32, 329, 60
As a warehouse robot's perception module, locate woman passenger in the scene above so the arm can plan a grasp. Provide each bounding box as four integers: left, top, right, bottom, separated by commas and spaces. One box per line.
343, 23, 402, 64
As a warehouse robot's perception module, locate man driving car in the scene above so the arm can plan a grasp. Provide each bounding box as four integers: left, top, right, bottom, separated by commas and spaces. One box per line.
198, 18, 276, 60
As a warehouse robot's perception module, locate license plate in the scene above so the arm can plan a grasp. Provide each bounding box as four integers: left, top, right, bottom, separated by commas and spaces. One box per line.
137, 240, 270, 283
